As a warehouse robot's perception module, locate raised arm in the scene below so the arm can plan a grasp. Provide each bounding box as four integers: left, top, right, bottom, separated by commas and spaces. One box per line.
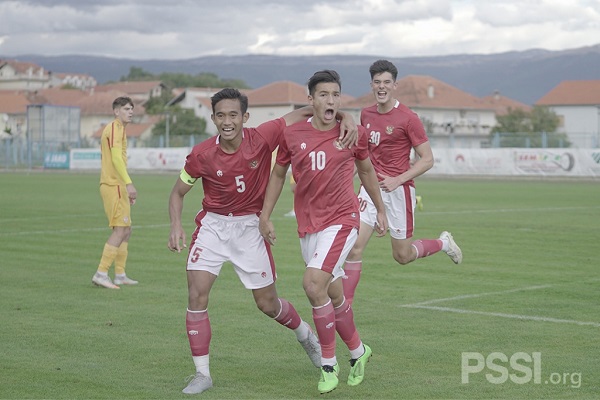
259, 163, 289, 245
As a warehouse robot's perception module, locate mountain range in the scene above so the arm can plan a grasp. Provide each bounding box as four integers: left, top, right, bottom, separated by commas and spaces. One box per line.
8, 43, 600, 105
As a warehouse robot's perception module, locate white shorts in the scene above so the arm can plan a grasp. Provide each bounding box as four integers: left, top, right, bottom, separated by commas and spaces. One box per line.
358, 185, 416, 240
187, 211, 275, 290
300, 224, 357, 282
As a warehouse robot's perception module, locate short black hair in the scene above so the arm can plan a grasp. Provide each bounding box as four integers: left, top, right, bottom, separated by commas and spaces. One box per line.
211, 88, 248, 114
369, 59, 398, 81
112, 96, 134, 109
307, 70, 341, 96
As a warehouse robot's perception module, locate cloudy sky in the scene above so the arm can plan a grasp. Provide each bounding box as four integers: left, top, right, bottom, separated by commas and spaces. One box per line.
1, 0, 599, 60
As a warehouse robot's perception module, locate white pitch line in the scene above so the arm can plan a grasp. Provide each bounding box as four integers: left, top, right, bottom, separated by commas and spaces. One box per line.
404, 284, 553, 306
401, 305, 600, 328
400, 284, 600, 328
420, 205, 600, 216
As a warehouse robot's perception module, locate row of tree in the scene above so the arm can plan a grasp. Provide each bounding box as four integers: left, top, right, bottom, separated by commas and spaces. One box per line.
492, 106, 569, 147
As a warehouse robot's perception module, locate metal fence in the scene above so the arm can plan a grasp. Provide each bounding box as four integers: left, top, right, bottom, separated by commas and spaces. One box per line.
2, 130, 599, 170
0, 105, 80, 169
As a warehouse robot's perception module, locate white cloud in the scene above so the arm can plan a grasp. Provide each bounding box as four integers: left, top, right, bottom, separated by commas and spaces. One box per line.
0, 0, 598, 59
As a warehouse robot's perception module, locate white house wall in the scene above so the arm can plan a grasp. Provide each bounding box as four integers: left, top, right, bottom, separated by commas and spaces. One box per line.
246, 105, 295, 128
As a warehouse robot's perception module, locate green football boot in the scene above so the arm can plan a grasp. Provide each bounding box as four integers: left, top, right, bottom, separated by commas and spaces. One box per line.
347, 344, 372, 386
318, 363, 339, 394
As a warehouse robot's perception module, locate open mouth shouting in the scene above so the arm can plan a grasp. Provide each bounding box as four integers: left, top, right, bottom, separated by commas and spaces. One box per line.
324, 108, 336, 121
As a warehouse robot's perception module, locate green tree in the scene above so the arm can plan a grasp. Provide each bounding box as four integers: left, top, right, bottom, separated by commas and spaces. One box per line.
121, 66, 155, 81
143, 91, 173, 115
491, 106, 570, 148
119, 67, 250, 89
152, 107, 207, 138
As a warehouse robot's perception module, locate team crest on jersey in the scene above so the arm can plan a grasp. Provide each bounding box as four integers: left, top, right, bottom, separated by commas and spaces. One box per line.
386, 126, 394, 135
249, 160, 259, 169
216, 170, 223, 177
301, 142, 307, 150
332, 139, 344, 150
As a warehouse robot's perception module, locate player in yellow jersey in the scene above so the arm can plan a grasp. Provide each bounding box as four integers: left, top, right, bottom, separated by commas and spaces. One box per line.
92, 96, 138, 289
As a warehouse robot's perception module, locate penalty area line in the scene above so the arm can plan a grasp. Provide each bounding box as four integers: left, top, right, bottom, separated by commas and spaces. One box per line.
400, 304, 600, 328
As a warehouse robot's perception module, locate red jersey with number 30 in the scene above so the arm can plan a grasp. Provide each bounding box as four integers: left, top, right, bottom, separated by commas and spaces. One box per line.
277, 119, 369, 237
183, 118, 285, 215
361, 100, 428, 187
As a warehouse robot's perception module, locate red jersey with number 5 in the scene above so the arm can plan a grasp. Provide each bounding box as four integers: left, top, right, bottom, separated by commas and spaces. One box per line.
183, 118, 285, 215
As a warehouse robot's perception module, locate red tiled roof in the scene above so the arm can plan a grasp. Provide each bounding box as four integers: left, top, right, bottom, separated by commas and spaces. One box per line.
345, 75, 493, 111
247, 81, 309, 106
245, 80, 355, 108
536, 80, 600, 105
481, 92, 532, 115
4, 88, 146, 116
0, 91, 30, 113
28, 88, 89, 106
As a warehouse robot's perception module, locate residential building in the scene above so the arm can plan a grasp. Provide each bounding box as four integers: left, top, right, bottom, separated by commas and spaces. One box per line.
536, 80, 600, 147
0, 60, 50, 91
50, 72, 97, 90
92, 115, 159, 147
0, 91, 29, 139
167, 87, 217, 135
244, 81, 309, 126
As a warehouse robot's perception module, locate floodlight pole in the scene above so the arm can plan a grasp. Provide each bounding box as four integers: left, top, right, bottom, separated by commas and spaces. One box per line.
165, 111, 170, 148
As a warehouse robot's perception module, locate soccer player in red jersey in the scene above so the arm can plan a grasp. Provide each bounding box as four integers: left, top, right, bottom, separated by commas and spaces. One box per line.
167, 88, 357, 395
259, 70, 388, 394
342, 59, 463, 306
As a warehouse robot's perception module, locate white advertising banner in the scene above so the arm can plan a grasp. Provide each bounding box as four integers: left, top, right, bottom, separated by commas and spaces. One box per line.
127, 148, 190, 171
70, 149, 101, 170
429, 148, 600, 177
70, 148, 190, 171
69, 147, 600, 178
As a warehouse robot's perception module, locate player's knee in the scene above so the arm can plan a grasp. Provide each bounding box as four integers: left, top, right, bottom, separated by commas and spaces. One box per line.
303, 281, 323, 304
255, 298, 278, 318
392, 249, 413, 265
347, 246, 363, 261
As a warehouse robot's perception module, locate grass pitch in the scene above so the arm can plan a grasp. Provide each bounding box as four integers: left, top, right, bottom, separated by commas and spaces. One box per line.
0, 171, 598, 399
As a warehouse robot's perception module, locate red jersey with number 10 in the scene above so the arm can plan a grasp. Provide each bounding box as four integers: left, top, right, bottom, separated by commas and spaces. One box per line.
277, 119, 370, 237
361, 100, 428, 187
183, 118, 285, 216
